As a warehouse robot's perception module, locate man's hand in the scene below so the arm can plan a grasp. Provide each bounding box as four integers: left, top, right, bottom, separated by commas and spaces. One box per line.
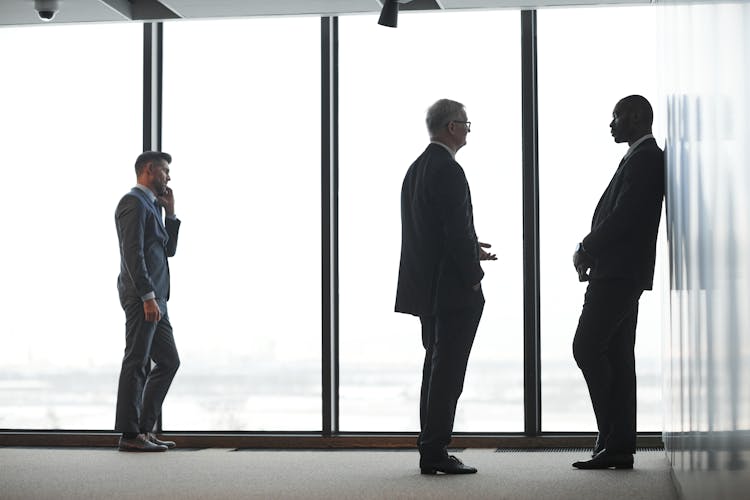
143, 298, 162, 323
157, 187, 175, 217
573, 243, 594, 282
479, 242, 497, 261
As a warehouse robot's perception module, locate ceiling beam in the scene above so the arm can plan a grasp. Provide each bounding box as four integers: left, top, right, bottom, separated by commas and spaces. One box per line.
98, 0, 133, 19
99, 0, 181, 21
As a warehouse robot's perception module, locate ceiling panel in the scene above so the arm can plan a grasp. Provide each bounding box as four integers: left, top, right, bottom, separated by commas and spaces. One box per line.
0, 0, 663, 27
160, 0, 382, 18
0, 0, 127, 25
439, 0, 651, 8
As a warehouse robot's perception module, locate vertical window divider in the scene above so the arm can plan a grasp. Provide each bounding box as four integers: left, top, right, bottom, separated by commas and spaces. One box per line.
143, 21, 164, 432
321, 16, 340, 436
521, 9, 542, 436
143, 22, 163, 152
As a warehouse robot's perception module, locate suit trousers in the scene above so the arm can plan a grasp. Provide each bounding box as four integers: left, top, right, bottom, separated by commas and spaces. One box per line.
572, 279, 643, 454
418, 303, 483, 460
115, 298, 180, 433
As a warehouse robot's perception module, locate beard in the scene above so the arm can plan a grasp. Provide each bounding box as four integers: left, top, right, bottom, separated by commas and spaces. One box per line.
153, 182, 167, 196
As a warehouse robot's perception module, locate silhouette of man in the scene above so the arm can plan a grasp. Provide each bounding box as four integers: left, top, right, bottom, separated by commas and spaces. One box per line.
395, 99, 496, 475
571, 95, 665, 469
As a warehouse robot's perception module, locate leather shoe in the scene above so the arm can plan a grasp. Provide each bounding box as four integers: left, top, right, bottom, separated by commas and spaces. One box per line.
573, 449, 633, 469
118, 433, 167, 452
420, 455, 478, 475
147, 432, 176, 449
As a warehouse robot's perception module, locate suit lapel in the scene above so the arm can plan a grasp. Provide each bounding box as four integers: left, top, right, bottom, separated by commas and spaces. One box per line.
130, 187, 168, 237
591, 139, 658, 228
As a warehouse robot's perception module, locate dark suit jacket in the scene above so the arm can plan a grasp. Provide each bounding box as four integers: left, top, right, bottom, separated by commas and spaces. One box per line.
116, 187, 180, 305
395, 143, 484, 316
583, 138, 665, 290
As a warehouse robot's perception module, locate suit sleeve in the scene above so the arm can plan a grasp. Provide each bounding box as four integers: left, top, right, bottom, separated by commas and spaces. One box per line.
116, 196, 156, 299
582, 150, 663, 256
165, 217, 180, 257
434, 162, 484, 287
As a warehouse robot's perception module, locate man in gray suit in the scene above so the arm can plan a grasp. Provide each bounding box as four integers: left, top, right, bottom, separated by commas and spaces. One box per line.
115, 151, 181, 452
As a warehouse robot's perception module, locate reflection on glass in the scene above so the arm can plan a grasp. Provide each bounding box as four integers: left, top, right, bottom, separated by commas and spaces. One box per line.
538, 6, 664, 432
662, 3, 750, 496
161, 18, 321, 430
0, 24, 142, 429
339, 11, 523, 432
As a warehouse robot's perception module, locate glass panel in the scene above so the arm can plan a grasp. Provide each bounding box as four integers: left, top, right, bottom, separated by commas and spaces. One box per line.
339, 11, 523, 431
538, 6, 664, 431
0, 24, 142, 429
161, 18, 321, 431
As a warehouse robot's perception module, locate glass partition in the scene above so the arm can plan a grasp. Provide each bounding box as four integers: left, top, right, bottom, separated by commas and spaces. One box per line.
338, 11, 524, 431
161, 18, 322, 430
0, 23, 142, 429
537, 6, 664, 431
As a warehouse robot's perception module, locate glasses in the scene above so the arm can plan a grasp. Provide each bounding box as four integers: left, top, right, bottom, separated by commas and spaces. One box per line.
452, 120, 471, 132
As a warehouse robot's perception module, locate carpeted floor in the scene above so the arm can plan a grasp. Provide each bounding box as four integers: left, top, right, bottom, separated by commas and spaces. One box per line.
0, 448, 677, 499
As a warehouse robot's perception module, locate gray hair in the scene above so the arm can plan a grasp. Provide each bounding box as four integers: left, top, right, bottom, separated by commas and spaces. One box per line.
425, 99, 465, 137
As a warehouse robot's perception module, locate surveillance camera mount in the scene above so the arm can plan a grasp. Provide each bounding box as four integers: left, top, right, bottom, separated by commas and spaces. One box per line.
34, 0, 60, 22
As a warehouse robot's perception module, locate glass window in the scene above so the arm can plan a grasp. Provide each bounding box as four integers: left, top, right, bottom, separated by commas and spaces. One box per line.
338, 11, 523, 431
161, 18, 321, 431
537, 6, 664, 432
0, 24, 142, 429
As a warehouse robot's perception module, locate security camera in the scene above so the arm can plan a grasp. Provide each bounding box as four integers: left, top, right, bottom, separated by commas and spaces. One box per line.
34, 0, 60, 22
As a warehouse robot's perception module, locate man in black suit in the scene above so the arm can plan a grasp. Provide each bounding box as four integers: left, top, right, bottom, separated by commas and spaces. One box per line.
396, 99, 496, 475
571, 95, 665, 469
114, 151, 181, 452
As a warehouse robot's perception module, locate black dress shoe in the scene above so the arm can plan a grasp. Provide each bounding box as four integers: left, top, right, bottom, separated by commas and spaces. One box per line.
147, 432, 176, 449
118, 433, 167, 452
573, 449, 633, 470
420, 455, 478, 475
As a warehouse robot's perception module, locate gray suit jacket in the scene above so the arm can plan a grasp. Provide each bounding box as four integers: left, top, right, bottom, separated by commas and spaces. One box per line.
116, 187, 180, 305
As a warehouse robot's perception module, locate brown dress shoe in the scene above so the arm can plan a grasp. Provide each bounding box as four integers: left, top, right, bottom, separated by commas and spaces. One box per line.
147, 432, 176, 449
118, 433, 167, 452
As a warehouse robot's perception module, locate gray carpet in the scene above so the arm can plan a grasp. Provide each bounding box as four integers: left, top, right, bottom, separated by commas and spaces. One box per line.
0, 448, 677, 499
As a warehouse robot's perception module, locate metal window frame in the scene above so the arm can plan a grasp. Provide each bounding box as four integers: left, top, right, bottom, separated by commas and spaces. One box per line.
0, 11, 664, 448
321, 16, 340, 436
143, 21, 164, 433
143, 22, 162, 152
521, 9, 542, 436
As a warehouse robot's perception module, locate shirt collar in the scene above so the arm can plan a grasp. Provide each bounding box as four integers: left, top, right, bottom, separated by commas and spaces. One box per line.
431, 140, 456, 160
135, 183, 157, 203
624, 133, 654, 160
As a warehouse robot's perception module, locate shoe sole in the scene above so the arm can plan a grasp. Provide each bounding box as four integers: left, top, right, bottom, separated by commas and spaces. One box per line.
573, 463, 633, 470
420, 468, 478, 475
118, 446, 167, 452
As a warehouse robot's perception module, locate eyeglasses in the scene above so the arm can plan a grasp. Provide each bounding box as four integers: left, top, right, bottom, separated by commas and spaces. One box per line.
452, 120, 471, 132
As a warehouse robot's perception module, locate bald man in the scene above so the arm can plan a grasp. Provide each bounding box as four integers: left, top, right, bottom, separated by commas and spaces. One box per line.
570, 95, 665, 469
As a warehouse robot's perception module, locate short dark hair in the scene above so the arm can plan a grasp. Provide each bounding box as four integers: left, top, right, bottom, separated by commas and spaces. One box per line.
135, 151, 172, 175
620, 95, 653, 127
